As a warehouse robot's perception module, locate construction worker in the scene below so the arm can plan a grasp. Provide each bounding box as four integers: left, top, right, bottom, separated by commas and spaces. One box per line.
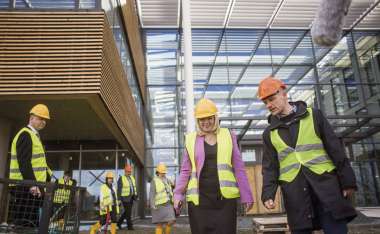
53, 170, 77, 227
117, 164, 137, 230
150, 163, 175, 234
8, 104, 52, 227
90, 172, 119, 234
173, 98, 254, 234
259, 76, 357, 234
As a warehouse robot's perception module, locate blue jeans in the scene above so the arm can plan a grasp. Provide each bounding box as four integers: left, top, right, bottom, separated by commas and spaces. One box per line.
292, 211, 348, 234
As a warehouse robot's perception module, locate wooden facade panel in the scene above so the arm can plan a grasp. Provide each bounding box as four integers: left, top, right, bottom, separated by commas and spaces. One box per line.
120, 0, 146, 104
0, 11, 103, 95
0, 11, 145, 164
101, 15, 145, 162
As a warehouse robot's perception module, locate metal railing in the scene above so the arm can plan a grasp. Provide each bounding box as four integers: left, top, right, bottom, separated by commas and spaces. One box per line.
0, 178, 85, 234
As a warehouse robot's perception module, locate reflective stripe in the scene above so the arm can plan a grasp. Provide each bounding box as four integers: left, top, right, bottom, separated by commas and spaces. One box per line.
219, 180, 238, 188
304, 155, 330, 165
296, 144, 324, 152
217, 164, 234, 173
33, 167, 48, 172
10, 166, 47, 173
190, 172, 197, 178
280, 163, 300, 175
32, 153, 45, 159
278, 147, 294, 161
186, 188, 198, 195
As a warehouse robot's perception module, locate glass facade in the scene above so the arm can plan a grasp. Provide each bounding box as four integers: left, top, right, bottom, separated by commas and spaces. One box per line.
145, 28, 380, 207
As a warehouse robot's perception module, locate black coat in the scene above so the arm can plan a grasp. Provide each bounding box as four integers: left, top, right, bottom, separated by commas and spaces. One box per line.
261, 101, 357, 231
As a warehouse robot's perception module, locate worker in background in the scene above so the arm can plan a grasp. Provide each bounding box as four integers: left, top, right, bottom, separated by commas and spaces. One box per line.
117, 164, 137, 230
53, 170, 77, 228
150, 163, 175, 234
173, 98, 254, 234
259, 76, 357, 234
8, 104, 53, 227
89, 172, 119, 234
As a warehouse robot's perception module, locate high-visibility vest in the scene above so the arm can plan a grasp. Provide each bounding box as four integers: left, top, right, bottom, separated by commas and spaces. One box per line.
153, 176, 173, 206
185, 128, 240, 206
53, 178, 73, 204
270, 108, 336, 182
9, 127, 52, 182
99, 184, 119, 215
121, 175, 137, 197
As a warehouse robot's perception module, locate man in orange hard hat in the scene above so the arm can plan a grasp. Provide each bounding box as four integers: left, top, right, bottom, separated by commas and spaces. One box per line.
8, 104, 53, 226
259, 76, 357, 233
117, 164, 137, 230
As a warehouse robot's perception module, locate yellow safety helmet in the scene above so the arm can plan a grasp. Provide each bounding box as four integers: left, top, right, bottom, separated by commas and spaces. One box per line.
105, 171, 114, 179
156, 163, 167, 174
30, 104, 50, 120
194, 98, 218, 119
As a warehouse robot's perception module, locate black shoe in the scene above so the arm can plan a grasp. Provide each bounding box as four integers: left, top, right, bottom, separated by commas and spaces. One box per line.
127, 226, 135, 230
117, 224, 123, 230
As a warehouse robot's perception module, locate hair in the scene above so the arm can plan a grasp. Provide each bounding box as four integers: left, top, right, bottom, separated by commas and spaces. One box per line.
64, 170, 71, 176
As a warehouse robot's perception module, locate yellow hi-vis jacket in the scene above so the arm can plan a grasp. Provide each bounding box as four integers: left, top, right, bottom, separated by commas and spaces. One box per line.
100, 184, 119, 215
270, 108, 336, 182
185, 128, 240, 205
9, 127, 52, 182
121, 175, 137, 197
153, 177, 173, 206
53, 178, 73, 204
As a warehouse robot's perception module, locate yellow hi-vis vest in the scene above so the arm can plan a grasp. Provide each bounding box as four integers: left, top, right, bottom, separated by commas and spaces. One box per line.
99, 184, 119, 215
270, 108, 336, 182
121, 175, 137, 197
53, 178, 73, 204
9, 127, 52, 182
185, 128, 240, 205
153, 176, 173, 206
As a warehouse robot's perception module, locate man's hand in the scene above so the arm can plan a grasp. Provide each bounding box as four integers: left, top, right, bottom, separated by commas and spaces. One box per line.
343, 188, 355, 198
243, 202, 254, 213
264, 199, 275, 209
30, 186, 41, 197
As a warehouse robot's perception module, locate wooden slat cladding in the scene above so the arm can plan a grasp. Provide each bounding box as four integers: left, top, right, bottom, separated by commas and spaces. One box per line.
101, 16, 145, 162
0, 11, 103, 94
120, 0, 146, 104
0, 11, 145, 163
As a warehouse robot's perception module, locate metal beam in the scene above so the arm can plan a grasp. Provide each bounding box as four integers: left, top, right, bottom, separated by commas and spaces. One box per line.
350, 0, 380, 30
200, 0, 236, 98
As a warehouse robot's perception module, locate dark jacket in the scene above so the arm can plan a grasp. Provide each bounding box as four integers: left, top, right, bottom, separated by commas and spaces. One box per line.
261, 101, 357, 231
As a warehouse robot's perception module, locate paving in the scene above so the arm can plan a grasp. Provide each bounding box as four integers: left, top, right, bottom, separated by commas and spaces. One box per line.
78, 211, 380, 234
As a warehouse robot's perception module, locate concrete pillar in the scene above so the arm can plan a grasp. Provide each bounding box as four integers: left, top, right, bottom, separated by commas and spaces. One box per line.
0, 117, 12, 223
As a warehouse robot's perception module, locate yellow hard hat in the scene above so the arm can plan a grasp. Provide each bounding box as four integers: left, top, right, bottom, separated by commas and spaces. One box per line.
194, 98, 218, 119
105, 171, 114, 179
156, 163, 167, 174
30, 104, 50, 120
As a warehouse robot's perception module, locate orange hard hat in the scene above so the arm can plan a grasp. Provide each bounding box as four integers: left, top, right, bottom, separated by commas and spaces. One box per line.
257, 76, 286, 100
124, 165, 132, 173
194, 98, 218, 119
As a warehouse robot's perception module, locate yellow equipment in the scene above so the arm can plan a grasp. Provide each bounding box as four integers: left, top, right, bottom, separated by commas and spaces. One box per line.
194, 98, 218, 119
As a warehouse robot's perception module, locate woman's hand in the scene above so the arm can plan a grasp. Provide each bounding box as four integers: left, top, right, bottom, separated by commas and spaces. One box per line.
243, 202, 254, 213
174, 199, 182, 210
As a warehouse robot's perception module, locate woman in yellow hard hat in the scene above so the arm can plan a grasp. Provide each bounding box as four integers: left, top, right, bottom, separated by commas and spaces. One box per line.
173, 98, 254, 234
90, 172, 119, 234
150, 163, 176, 234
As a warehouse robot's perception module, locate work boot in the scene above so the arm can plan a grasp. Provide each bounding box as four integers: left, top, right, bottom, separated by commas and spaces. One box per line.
111, 223, 117, 234
89, 222, 101, 234
155, 225, 163, 234
165, 224, 171, 234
